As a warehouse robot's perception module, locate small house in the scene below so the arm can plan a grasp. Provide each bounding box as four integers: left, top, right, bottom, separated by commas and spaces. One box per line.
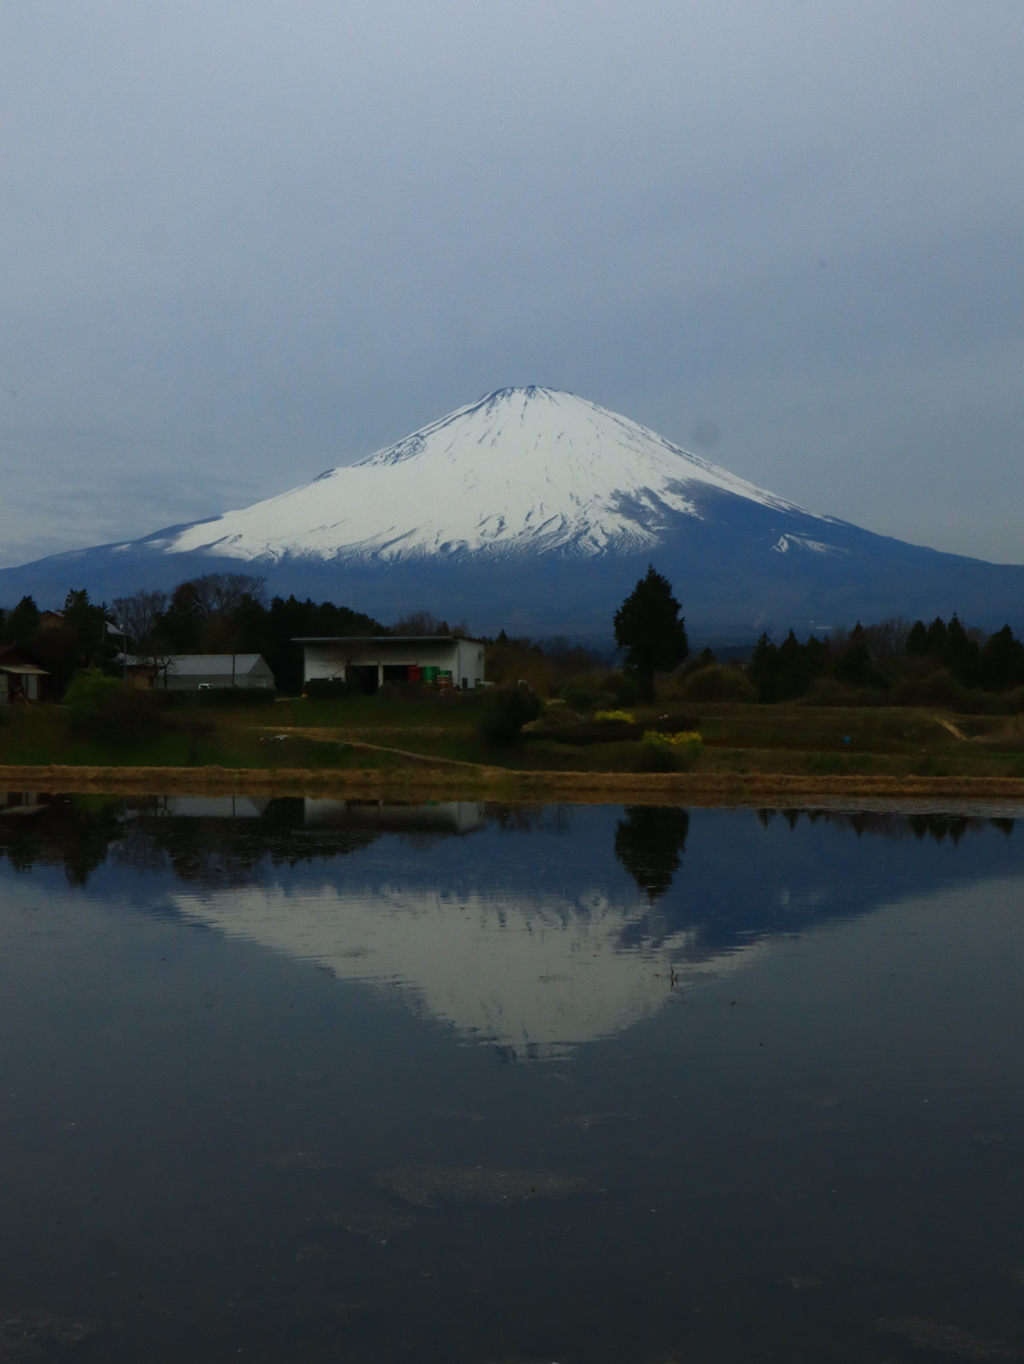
122, 653, 275, 692
0, 645, 49, 703
296, 636, 486, 694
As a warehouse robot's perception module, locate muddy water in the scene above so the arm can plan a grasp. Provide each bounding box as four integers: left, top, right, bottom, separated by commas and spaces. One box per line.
1, 796, 1023, 1361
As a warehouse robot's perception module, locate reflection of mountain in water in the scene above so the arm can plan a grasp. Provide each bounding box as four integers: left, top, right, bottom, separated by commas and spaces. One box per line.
171, 878, 753, 1058
2, 794, 1021, 1055
164, 801, 1017, 1056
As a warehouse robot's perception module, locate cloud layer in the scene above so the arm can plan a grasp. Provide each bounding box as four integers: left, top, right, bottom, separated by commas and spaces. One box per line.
1, 1, 1022, 568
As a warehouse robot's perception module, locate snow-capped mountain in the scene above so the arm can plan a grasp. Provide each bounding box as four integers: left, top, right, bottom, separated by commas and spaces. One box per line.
165, 387, 810, 564
2, 387, 1023, 639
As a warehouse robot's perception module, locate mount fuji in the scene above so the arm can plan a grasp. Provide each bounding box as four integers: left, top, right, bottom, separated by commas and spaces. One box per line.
3, 387, 1023, 639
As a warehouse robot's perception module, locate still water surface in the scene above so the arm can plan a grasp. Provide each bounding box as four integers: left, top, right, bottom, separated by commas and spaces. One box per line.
2, 796, 1024, 1361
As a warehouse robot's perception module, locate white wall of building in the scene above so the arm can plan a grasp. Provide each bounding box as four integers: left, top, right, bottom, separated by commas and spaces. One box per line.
303, 639, 486, 688
454, 639, 486, 689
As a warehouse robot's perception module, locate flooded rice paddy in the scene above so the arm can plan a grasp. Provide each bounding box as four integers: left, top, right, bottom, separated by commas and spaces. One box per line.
1, 794, 1024, 1361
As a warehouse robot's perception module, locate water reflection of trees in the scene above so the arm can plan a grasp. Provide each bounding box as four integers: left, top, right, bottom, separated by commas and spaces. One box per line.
487, 804, 573, 834
611, 804, 1017, 958
0, 797, 386, 887
1, 796, 1016, 901
612, 806, 1014, 909
756, 808, 1015, 844
613, 807, 690, 901
0, 796, 121, 886
1, 796, 513, 887
115, 800, 381, 887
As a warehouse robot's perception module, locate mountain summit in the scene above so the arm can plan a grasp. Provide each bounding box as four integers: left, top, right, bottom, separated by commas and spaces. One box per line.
166, 387, 809, 564
2, 387, 1022, 638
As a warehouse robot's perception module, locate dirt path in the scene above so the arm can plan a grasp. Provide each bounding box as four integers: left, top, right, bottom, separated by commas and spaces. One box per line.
264, 726, 483, 768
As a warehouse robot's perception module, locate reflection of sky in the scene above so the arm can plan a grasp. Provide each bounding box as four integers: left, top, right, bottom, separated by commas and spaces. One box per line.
2, 805, 1021, 1056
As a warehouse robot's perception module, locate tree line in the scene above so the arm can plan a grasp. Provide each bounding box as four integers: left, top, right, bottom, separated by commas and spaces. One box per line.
0, 574, 546, 699
0, 575, 384, 696
746, 615, 1024, 705
4, 562, 1024, 710
609, 564, 1024, 707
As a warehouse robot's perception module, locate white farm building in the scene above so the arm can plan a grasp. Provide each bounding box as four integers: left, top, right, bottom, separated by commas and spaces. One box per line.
297, 636, 486, 694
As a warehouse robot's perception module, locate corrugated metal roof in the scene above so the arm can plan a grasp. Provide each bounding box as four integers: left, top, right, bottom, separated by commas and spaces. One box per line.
293, 636, 479, 644
0, 662, 49, 676
167, 654, 268, 676
120, 653, 270, 676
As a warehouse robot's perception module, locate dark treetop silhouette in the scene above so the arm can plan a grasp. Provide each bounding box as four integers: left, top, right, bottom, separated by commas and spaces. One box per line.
613, 565, 689, 701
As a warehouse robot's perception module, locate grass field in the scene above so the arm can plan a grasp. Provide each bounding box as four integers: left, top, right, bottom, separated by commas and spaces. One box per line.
4, 691, 1024, 785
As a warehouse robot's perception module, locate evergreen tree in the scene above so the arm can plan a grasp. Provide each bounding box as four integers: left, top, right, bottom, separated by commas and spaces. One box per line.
924, 616, 948, 657
906, 620, 928, 657
943, 614, 982, 686
980, 625, 1024, 691
748, 632, 778, 702
59, 588, 113, 670
612, 565, 688, 702
833, 622, 875, 687
0, 595, 41, 644
161, 582, 205, 651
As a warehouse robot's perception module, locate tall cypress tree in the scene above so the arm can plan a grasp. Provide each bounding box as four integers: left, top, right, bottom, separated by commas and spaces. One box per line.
613, 565, 688, 702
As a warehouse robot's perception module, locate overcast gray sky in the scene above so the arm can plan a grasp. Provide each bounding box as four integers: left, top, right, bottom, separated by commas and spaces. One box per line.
1, 0, 1022, 568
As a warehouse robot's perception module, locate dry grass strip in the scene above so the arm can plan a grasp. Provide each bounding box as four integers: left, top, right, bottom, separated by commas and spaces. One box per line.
3, 763, 1024, 809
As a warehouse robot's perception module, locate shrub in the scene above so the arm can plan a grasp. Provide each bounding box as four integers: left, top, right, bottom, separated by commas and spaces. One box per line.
680, 664, 757, 703
605, 671, 640, 705
478, 685, 542, 746
891, 670, 969, 709
993, 686, 1024, 715
642, 728, 702, 752
594, 709, 635, 724
560, 670, 638, 710
533, 699, 580, 729
636, 728, 702, 772
560, 680, 604, 710
66, 670, 163, 746
801, 677, 857, 706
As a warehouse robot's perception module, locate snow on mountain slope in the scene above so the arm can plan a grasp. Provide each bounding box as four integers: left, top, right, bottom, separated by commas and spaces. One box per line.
6, 385, 1024, 635
164, 387, 821, 564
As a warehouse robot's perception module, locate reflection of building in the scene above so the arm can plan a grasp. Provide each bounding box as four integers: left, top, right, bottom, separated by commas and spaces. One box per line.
304, 798, 486, 835
0, 791, 51, 816
297, 636, 486, 694
0, 645, 48, 703
149, 796, 272, 819
124, 653, 275, 691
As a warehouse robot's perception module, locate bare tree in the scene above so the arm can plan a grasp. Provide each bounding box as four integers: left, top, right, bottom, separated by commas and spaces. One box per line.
189, 573, 267, 618
392, 610, 451, 636
861, 617, 912, 661
111, 589, 168, 649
